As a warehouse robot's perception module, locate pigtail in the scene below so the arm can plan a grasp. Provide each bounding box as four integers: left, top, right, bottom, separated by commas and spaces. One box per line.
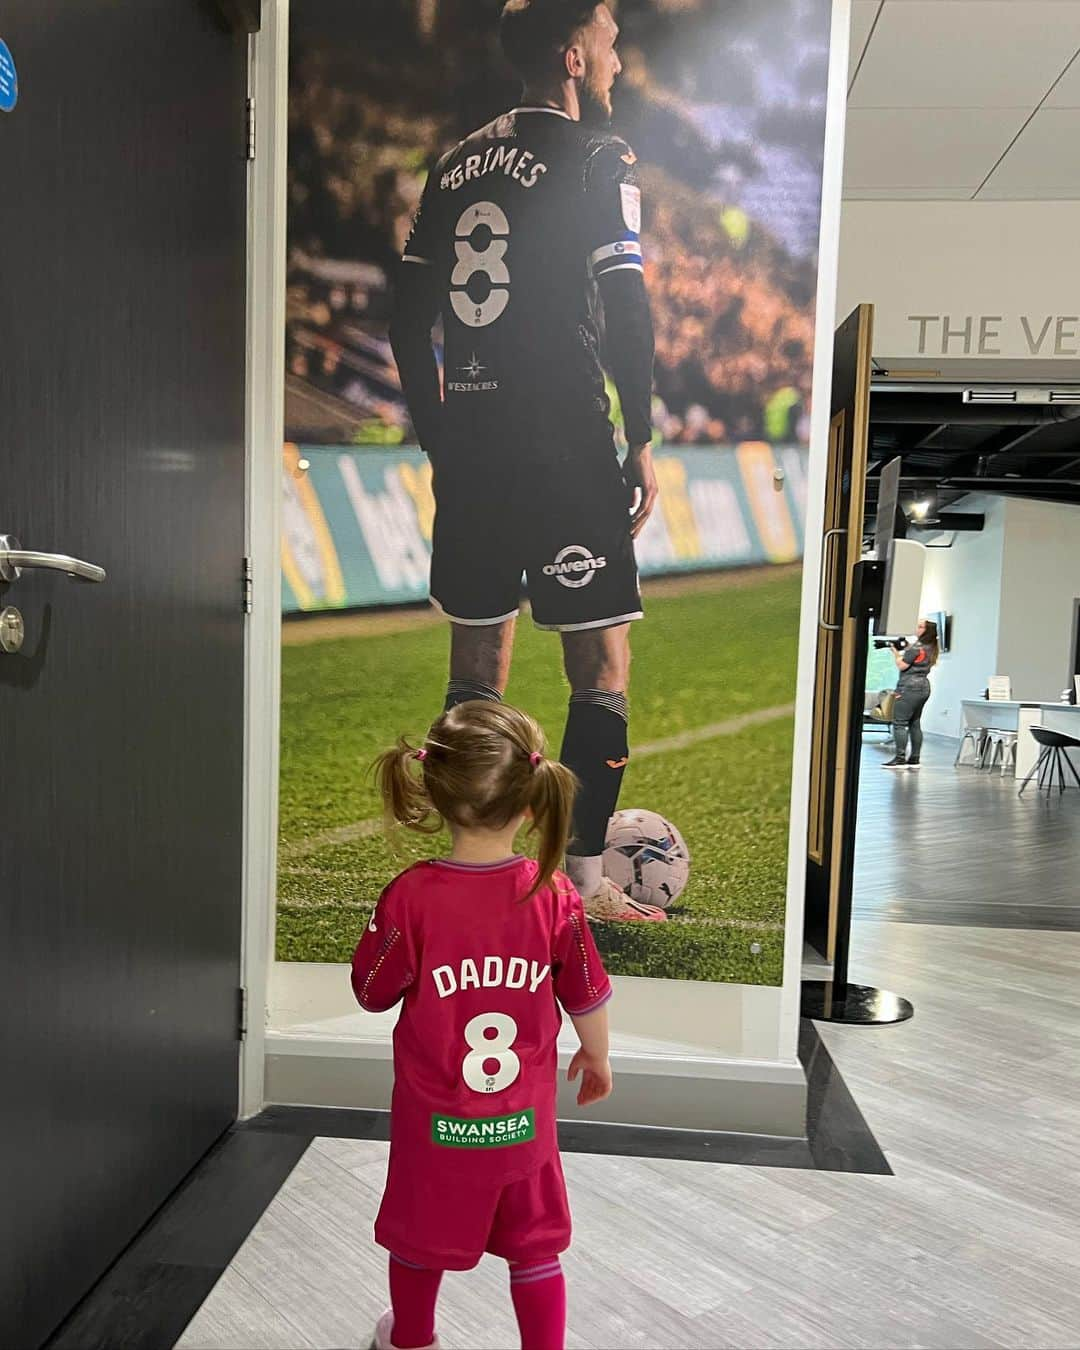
523, 755, 579, 900
373, 737, 442, 836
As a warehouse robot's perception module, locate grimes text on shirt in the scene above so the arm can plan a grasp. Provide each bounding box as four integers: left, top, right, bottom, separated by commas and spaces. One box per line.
441, 144, 548, 192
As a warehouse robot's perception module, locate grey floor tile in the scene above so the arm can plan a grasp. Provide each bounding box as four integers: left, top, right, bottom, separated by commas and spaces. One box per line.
175, 1267, 318, 1350
172, 742, 1080, 1348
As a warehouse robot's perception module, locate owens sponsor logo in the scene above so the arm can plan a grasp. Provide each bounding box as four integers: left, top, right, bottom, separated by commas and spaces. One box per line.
543, 545, 607, 589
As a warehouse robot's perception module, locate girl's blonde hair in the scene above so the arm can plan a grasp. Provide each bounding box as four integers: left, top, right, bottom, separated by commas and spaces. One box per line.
374, 701, 578, 900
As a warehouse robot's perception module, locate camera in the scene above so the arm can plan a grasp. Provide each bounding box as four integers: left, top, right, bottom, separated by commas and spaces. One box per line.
873, 636, 908, 651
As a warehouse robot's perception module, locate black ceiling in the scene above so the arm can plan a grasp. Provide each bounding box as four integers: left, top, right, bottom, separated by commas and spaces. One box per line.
864, 384, 1080, 541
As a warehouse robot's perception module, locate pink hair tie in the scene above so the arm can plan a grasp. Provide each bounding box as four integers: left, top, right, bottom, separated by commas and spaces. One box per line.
529, 751, 543, 768
414, 748, 428, 762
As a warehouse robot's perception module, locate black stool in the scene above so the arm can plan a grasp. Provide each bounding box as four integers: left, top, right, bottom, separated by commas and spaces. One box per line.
1018, 727, 1080, 796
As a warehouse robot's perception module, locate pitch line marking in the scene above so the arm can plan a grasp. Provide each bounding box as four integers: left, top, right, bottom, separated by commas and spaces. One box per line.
280, 702, 795, 863
628, 702, 795, 758
667, 915, 783, 932
280, 817, 385, 860
276, 875, 784, 931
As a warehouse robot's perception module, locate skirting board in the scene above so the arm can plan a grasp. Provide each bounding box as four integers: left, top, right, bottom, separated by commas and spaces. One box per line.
264, 1034, 808, 1137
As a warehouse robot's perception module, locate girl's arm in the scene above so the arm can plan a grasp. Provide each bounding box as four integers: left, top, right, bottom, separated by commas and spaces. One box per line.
351, 885, 416, 1012
552, 883, 615, 1107
568, 1003, 613, 1106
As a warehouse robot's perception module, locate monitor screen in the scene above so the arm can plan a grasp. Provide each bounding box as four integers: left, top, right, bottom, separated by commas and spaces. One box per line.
929, 610, 951, 653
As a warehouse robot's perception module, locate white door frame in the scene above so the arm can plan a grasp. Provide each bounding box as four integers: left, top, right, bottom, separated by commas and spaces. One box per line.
240, 0, 289, 1118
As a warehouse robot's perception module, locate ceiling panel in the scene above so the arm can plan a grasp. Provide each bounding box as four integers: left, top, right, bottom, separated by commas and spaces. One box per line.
843, 186, 976, 200
844, 107, 1025, 191
1045, 51, 1080, 107
849, 1, 881, 84
978, 108, 1080, 197
849, 1, 1080, 109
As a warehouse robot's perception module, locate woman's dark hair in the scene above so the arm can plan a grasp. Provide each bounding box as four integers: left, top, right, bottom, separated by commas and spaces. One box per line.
500, 0, 601, 83
921, 618, 940, 667
374, 701, 578, 900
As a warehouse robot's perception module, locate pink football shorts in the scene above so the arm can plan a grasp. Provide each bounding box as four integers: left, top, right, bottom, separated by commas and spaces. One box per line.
374, 1151, 572, 1271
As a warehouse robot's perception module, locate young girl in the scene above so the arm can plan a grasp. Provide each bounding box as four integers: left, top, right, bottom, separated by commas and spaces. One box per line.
352, 700, 614, 1350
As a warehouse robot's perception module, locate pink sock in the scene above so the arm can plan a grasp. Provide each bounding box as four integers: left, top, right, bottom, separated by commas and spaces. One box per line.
509, 1258, 567, 1350
388, 1254, 443, 1349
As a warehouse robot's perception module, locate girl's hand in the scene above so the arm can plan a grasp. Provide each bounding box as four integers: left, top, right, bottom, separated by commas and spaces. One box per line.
568, 1049, 613, 1106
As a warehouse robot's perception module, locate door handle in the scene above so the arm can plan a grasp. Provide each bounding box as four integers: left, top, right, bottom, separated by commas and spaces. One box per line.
818, 527, 847, 632
0, 535, 107, 585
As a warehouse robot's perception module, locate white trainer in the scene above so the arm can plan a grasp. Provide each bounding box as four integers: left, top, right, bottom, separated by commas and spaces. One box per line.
371, 1310, 441, 1350
582, 875, 668, 923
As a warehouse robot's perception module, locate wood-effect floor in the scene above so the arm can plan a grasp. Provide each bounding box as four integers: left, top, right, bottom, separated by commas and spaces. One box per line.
854, 735, 1080, 929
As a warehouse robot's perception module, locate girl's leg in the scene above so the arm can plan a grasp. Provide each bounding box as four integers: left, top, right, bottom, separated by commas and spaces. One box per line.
388, 1254, 443, 1349
509, 1258, 566, 1350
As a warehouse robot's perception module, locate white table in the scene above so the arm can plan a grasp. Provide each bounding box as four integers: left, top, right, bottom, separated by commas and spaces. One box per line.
960, 700, 1080, 780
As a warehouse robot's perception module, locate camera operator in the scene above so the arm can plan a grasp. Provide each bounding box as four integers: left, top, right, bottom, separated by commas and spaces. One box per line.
882, 618, 939, 770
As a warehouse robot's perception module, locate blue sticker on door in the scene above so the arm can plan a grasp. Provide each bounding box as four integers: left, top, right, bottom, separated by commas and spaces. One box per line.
0, 40, 18, 112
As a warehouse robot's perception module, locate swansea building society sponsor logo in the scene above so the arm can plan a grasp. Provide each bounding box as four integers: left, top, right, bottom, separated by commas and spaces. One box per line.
432, 1108, 536, 1148
543, 545, 607, 589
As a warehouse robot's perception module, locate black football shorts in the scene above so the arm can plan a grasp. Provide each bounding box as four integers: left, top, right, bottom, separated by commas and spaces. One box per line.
429, 432, 643, 632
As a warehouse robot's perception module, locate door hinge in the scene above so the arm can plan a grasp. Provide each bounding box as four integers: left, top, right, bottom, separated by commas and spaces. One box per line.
238, 986, 249, 1041
242, 556, 253, 614
245, 97, 256, 161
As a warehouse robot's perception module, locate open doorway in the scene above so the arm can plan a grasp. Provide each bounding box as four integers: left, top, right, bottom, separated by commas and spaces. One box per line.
850, 369, 1080, 931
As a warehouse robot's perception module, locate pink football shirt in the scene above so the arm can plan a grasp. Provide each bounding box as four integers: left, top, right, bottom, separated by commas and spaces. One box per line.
351, 856, 612, 1186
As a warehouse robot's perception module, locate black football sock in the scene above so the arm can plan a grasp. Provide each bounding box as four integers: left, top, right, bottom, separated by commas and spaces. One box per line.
444, 678, 502, 712
560, 690, 629, 891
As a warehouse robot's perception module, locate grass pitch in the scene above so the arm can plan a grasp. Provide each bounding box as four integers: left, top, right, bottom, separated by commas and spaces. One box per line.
277, 568, 801, 985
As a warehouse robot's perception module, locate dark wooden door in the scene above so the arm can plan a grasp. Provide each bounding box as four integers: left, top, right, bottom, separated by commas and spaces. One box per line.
805, 305, 873, 961
0, 5, 248, 1344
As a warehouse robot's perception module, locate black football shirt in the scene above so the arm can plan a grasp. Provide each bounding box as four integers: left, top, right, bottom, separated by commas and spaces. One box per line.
402, 106, 645, 452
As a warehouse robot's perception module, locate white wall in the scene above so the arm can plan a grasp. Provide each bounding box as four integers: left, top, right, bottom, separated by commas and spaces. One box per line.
919, 495, 1006, 739
998, 499, 1080, 702
918, 495, 1080, 736
837, 200, 1080, 360
836, 196, 1080, 730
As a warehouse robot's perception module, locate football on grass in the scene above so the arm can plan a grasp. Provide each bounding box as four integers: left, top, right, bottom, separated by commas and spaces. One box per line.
603, 809, 691, 910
